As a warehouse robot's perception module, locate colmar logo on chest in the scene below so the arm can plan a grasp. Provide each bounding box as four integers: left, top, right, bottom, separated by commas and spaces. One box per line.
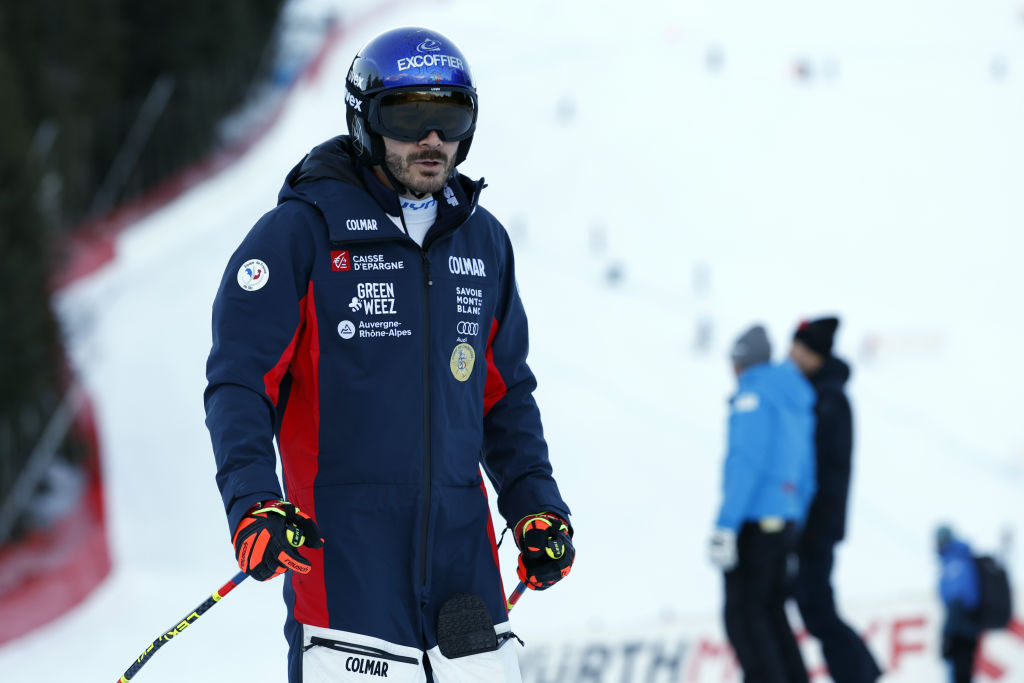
448, 256, 486, 277
346, 218, 378, 231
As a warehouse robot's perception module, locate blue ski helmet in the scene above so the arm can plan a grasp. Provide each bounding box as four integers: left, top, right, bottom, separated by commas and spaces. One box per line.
345, 27, 478, 166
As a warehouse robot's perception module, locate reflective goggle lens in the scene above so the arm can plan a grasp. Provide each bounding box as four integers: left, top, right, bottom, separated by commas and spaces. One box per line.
375, 89, 476, 142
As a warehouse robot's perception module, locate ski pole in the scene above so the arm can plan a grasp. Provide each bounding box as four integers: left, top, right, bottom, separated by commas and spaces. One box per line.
116, 571, 248, 682
506, 581, 527, 610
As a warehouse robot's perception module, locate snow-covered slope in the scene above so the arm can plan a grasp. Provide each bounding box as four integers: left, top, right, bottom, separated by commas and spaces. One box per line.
2, 0, 1022, 680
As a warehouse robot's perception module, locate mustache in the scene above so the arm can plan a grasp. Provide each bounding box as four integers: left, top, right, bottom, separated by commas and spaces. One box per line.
408, 150, 448, 163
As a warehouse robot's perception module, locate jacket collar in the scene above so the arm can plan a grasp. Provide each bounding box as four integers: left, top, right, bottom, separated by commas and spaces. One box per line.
282, 136, 485, 247
357, 161, 485, 247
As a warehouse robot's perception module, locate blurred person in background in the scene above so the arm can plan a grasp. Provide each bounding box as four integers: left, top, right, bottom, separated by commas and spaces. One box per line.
710, 324, 817, 683
204, 26, 573, 683
789, 316, 883, 683
935, 525, 981, 683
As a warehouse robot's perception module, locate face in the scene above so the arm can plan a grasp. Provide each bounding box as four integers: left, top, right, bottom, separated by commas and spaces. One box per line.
789, 340, 825, 377
379, 131, 458, 197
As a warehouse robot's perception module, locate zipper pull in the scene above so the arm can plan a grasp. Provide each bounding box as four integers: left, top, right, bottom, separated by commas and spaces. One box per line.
421, 253, 432, 286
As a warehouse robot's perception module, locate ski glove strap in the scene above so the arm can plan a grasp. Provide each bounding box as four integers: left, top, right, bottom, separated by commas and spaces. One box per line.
232, 500, 324, 581
514, 512, 574, 591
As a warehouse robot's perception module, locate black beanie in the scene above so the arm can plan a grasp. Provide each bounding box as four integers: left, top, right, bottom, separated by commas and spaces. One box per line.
794, 316, 839, 357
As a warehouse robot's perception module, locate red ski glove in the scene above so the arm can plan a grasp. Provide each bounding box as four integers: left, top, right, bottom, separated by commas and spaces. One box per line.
232, 500, 323, 581
515, 512, 574, 590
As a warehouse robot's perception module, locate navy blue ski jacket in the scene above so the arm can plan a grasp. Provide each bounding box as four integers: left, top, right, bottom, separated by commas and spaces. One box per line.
205, 136, 570, 649
716, 359, 817, 531
804, 356, 854, 543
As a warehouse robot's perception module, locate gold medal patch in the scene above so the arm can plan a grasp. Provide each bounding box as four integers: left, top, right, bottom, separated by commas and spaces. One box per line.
449, 343, 476, 382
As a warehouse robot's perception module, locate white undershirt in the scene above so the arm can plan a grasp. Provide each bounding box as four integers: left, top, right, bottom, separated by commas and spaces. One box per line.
399, 197, 438, 246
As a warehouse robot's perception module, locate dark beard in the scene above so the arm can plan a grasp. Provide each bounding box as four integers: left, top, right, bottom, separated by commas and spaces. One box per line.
384, 149, 455, 196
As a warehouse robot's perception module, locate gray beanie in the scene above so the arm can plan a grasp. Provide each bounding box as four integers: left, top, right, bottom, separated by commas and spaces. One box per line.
730, 324, 771, 369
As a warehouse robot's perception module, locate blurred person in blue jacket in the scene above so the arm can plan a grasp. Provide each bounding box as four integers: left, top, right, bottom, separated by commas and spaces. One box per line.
204, 26, 573, 683
936, 525, 982, 683
789, 316, 883, 682
709, 324, 817, 683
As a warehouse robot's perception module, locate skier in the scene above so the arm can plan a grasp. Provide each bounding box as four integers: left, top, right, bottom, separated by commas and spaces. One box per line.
789, 316, 883, 682
936, 525, 982, 683
709, 324, 817, 683
204, 26, 574, 682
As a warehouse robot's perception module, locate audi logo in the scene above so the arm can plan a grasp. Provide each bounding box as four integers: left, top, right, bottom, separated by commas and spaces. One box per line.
457, 321, 479, 336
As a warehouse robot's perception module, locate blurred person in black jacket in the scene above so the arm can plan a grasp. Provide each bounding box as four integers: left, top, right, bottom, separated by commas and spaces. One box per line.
789, 316, 883, 683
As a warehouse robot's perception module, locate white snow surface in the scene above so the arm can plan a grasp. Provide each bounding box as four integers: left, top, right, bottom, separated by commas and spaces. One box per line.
3, 0, 1023, 680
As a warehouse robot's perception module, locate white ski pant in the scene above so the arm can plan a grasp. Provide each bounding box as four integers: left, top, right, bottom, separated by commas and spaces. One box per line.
300, 623, 522, 683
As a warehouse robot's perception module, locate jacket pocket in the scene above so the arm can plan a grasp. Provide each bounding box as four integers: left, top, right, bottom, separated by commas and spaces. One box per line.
303, 635, 423, 682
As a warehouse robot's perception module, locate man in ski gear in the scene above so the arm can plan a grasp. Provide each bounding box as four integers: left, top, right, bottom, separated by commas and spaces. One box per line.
936, 525, 982, 683
790, 316, 883, 683
205, 26, 572, 683
710, 324, 816, 683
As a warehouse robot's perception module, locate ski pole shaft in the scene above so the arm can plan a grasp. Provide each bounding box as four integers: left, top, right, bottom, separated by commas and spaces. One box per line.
506, 581, 527, 610
116, 571, 248, 682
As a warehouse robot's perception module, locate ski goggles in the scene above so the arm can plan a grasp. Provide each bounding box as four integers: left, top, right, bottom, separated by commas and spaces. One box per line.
369, 88, 477, 143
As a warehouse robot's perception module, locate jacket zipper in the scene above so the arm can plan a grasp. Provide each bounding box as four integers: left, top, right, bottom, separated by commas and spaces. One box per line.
415, 226, 471, 589
335, 219, 474, 590
330, 231, 435, 589
304, 637, 420, 665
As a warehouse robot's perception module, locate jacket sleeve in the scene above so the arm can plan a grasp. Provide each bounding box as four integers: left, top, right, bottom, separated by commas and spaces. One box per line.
204, 202, 318, 537
798, 413, 818, 525
716, 390, 771, 531
479, 230, 570, 529
807, 389, 853, 539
